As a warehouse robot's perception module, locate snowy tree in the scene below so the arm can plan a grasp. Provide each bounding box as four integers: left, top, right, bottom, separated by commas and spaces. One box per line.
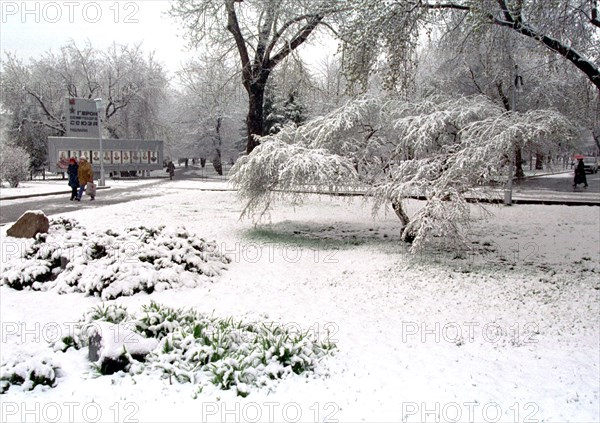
263, 79, 286, 135
0, 41, 169, 163
264, 83, 308, 135
418, 21, 599, 175
341, 0, 600, 92
0, 144, 31, 188
172, 56, 246, 174
169, 0, 346, 154
311, 53, 349, 114
100, 43, 169, 140
230, 95, 576, 251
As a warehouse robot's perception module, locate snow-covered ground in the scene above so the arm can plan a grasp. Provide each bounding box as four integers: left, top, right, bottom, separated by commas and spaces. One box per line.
1, 179, 599, 423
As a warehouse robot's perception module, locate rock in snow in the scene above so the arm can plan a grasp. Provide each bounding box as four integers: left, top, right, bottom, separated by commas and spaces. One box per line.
6, 210, 49, 239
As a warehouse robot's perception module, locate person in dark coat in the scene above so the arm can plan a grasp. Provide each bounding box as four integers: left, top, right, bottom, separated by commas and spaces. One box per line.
167, 161, 175, 180
573, 158, 588, 188
67, 158, 79, 201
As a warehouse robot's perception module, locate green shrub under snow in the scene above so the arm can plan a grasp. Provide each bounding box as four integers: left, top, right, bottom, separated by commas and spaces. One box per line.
0, 354, 59, 393
1, 218, 231, 299
60, 302, 337, 396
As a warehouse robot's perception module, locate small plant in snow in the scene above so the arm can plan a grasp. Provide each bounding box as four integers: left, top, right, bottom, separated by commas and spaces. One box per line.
53, 303, 133, 352
49, 217, 83, 233
87, 302, 132, 324
1, 220, 231, 299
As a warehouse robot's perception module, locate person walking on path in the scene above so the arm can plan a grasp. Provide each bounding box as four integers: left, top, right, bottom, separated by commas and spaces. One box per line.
167, 161, 175, 180
76, 157, 94, 201
573, 158, 588, 188
67, 158, 79, 201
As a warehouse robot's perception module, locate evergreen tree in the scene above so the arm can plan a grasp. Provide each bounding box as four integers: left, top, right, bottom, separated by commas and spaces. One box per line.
263, 82, 308, 135
282, 91, 307, 127
263, 80, 285, 135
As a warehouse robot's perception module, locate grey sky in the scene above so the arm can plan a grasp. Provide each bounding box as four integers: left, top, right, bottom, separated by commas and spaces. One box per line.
0, 1, 194, 76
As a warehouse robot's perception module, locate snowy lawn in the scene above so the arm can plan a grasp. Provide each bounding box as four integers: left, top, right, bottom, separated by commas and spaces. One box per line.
0, 183, 598, 422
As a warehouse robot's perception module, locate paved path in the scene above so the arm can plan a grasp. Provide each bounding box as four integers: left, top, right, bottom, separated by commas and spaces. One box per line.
1, 168, 598, 226
0, 180, 165, 225
0, 165, 231, 225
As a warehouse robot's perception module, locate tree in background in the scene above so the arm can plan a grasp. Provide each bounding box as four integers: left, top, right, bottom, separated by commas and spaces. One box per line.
264, 83, 309, 135
1, 41, 169, 166
418, 17, 599, 172
167, 55, 246, 174
341, 0, 599, 93
169, 0, 346, 154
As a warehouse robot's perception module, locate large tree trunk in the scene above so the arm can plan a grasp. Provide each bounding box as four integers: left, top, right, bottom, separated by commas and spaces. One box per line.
535, 153, 544, 170
246, 83, 266, 154
392, 200, 415, 243
223, 0, 323, 155
213, 116, 224, 175
212, 151, 223, 176
514, 148, 524, 178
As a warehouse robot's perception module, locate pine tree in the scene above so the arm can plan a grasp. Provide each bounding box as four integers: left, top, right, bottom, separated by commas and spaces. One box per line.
282, 91, 307, 127
263, 80, 285, 135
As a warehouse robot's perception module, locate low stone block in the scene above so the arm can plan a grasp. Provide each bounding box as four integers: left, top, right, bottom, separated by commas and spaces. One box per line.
6, 210, 49, 239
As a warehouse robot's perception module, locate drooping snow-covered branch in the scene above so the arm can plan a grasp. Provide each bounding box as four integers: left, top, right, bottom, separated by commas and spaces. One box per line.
230, 136, 359, 219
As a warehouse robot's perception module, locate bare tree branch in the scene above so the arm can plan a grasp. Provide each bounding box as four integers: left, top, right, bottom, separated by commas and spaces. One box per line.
23, 88, 66, 134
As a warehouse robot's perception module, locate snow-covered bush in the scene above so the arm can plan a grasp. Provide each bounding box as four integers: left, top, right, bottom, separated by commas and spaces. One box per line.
1, 218, 231, 299
60, 302, 336, 396
0, 353, 59, 392
0, 144, 31, 187
230, 95, 576, 251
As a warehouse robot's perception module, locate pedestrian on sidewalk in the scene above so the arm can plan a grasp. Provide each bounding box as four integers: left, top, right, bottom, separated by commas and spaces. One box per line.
76, 157, 95, 201
573, 158, 588, 188
67, 158, 79, 201
167, 160, 175, 180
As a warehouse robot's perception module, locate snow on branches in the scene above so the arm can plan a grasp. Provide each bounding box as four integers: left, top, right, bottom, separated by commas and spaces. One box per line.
230, 138, 359, 219
0, 144, 31, 188
230, 95, 575, 251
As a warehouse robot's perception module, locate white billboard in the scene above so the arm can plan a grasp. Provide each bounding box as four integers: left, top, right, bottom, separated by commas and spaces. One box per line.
65, 98, 100, 138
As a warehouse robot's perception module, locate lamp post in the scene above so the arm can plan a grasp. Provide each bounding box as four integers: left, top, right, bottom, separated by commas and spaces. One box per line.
94, 98, 105, 187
